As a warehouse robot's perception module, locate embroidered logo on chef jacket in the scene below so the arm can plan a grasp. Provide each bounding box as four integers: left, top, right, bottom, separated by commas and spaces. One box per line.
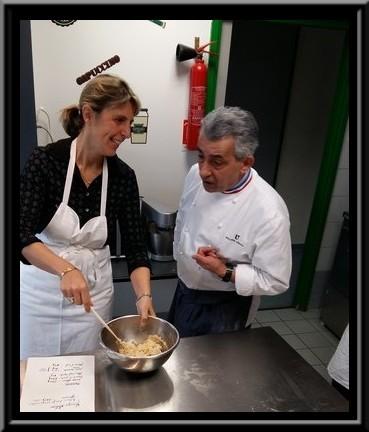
225, 234, 245, 247
223, 234, 255, 264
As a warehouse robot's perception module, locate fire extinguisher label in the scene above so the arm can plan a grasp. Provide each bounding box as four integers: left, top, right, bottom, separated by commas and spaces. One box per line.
190, 86, 206, 125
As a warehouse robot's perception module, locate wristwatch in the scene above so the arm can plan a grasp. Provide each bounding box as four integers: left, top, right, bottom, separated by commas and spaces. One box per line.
221, 263, 234, 282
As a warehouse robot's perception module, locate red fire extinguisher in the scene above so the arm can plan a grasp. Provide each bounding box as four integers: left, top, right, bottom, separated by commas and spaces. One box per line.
176, 39, 215, 150
183, 55, 207, 150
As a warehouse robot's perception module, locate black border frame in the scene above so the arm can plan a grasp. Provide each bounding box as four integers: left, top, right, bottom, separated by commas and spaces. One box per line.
2, 2, 368, 429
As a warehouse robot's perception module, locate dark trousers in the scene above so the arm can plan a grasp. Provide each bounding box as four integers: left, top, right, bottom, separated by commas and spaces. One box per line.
167, 279, 252, 338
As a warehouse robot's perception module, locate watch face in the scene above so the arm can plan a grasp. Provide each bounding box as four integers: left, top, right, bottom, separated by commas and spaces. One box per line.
222, 268, 233, 282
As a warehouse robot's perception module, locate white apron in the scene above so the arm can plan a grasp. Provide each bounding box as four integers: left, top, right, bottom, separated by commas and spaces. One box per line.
20, 139, 113, 359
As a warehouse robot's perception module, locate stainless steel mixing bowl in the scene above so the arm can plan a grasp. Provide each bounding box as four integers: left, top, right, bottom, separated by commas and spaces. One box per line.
99, 315, 180, 373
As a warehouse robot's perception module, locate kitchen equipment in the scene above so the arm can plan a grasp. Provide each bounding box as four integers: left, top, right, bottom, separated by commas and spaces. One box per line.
141, 199, 177, 261
99, 315, 180, 373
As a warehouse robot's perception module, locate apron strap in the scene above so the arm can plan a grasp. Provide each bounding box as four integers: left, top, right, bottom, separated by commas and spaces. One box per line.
62, 138, 77, 204
100, 158, 108, 217
62, 138, 108, 217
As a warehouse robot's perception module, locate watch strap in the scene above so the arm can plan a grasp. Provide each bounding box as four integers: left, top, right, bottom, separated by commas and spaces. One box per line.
221, 263, 234, 282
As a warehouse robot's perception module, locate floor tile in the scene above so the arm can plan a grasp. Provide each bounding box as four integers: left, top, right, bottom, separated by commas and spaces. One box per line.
261, 321, 293, 335
258, 307, 342, 378
281, 334, 307, 350
284, 319, 316, 334
274, 308, 304, 321
320, 329, 340, 347
297, 309, 321, 319
256, 310, 281, 323
313, 364, 332, 383
311, 346, 336, 365
297, 332, 335, 348
251, 322, 262, 328
295, 348, 322, 366
306, 318, 326, 332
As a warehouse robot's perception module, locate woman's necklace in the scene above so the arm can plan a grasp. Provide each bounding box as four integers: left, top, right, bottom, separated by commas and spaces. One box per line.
77, 165, 100, 187
80, 171, 93, 187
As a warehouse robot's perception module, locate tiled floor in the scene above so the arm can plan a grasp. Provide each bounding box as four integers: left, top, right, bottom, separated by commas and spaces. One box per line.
253, 308, 340, 383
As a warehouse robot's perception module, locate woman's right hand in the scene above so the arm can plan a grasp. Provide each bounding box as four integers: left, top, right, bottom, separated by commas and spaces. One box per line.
60, 268, 93, 312
136, 295, 156, 321
21, 243, 93, 312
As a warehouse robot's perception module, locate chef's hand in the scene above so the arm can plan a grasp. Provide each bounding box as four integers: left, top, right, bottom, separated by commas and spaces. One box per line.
136, 295, 156, 323
192, 246, 227, 278
196, 245, 219, 258
60, 268, 93, 312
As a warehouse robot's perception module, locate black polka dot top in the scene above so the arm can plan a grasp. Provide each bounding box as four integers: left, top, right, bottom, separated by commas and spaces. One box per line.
20, 138, 150, 275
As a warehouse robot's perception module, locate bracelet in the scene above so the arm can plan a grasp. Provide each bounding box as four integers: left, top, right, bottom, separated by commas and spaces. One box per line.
136, 293, 152, 304
59, 266, 77, 279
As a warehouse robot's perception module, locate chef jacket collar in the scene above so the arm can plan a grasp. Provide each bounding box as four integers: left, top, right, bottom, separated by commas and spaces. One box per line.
223, 169, 252, 194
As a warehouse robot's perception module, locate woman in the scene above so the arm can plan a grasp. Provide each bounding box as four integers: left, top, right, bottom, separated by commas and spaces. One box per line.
20, 74, 155, 359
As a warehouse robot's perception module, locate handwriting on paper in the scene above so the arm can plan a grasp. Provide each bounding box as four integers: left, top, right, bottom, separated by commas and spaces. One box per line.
27, 394, 81, 410
20, 356, 94, 412
40, 361, 84, 385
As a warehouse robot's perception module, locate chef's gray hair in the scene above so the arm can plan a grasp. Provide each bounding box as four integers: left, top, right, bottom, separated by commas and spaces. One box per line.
60, 74, 141, 138
199, 106, 259, 159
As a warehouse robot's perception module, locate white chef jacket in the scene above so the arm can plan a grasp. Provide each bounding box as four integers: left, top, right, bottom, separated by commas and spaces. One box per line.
174, 164, 292, 326
327, 324, 349, 389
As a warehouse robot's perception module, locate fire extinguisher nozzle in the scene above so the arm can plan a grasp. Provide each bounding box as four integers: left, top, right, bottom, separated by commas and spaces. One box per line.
176, 44, 197, 62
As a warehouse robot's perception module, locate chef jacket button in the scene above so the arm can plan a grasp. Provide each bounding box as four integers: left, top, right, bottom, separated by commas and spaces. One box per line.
86, 192, 90, 197
85, 208, 90, 212
217, 223, 223, 229
232, 199, 237, 204
192, 202, 196, 206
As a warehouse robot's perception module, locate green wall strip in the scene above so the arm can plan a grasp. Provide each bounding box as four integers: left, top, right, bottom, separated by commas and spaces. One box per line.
206, 20, 223, 113
294, 33, 349, 310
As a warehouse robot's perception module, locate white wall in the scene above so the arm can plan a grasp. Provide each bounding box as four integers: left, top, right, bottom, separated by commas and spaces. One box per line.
31, 20, 212, 211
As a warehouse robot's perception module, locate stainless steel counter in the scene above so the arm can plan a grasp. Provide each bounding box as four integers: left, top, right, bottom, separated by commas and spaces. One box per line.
91, 326, 348, 412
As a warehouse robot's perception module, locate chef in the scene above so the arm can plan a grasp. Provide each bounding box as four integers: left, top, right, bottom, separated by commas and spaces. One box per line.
20, 74, 155, 360
168, 106, 292, 337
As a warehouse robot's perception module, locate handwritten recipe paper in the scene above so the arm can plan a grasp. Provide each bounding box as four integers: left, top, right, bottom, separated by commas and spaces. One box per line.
20, 355, 95, 412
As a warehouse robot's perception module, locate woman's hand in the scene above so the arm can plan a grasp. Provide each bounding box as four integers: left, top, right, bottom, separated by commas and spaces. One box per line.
130, 266, 155, 322
60, 268, 93, 312
21, 243, 93, 312
136, 295, 156, 321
